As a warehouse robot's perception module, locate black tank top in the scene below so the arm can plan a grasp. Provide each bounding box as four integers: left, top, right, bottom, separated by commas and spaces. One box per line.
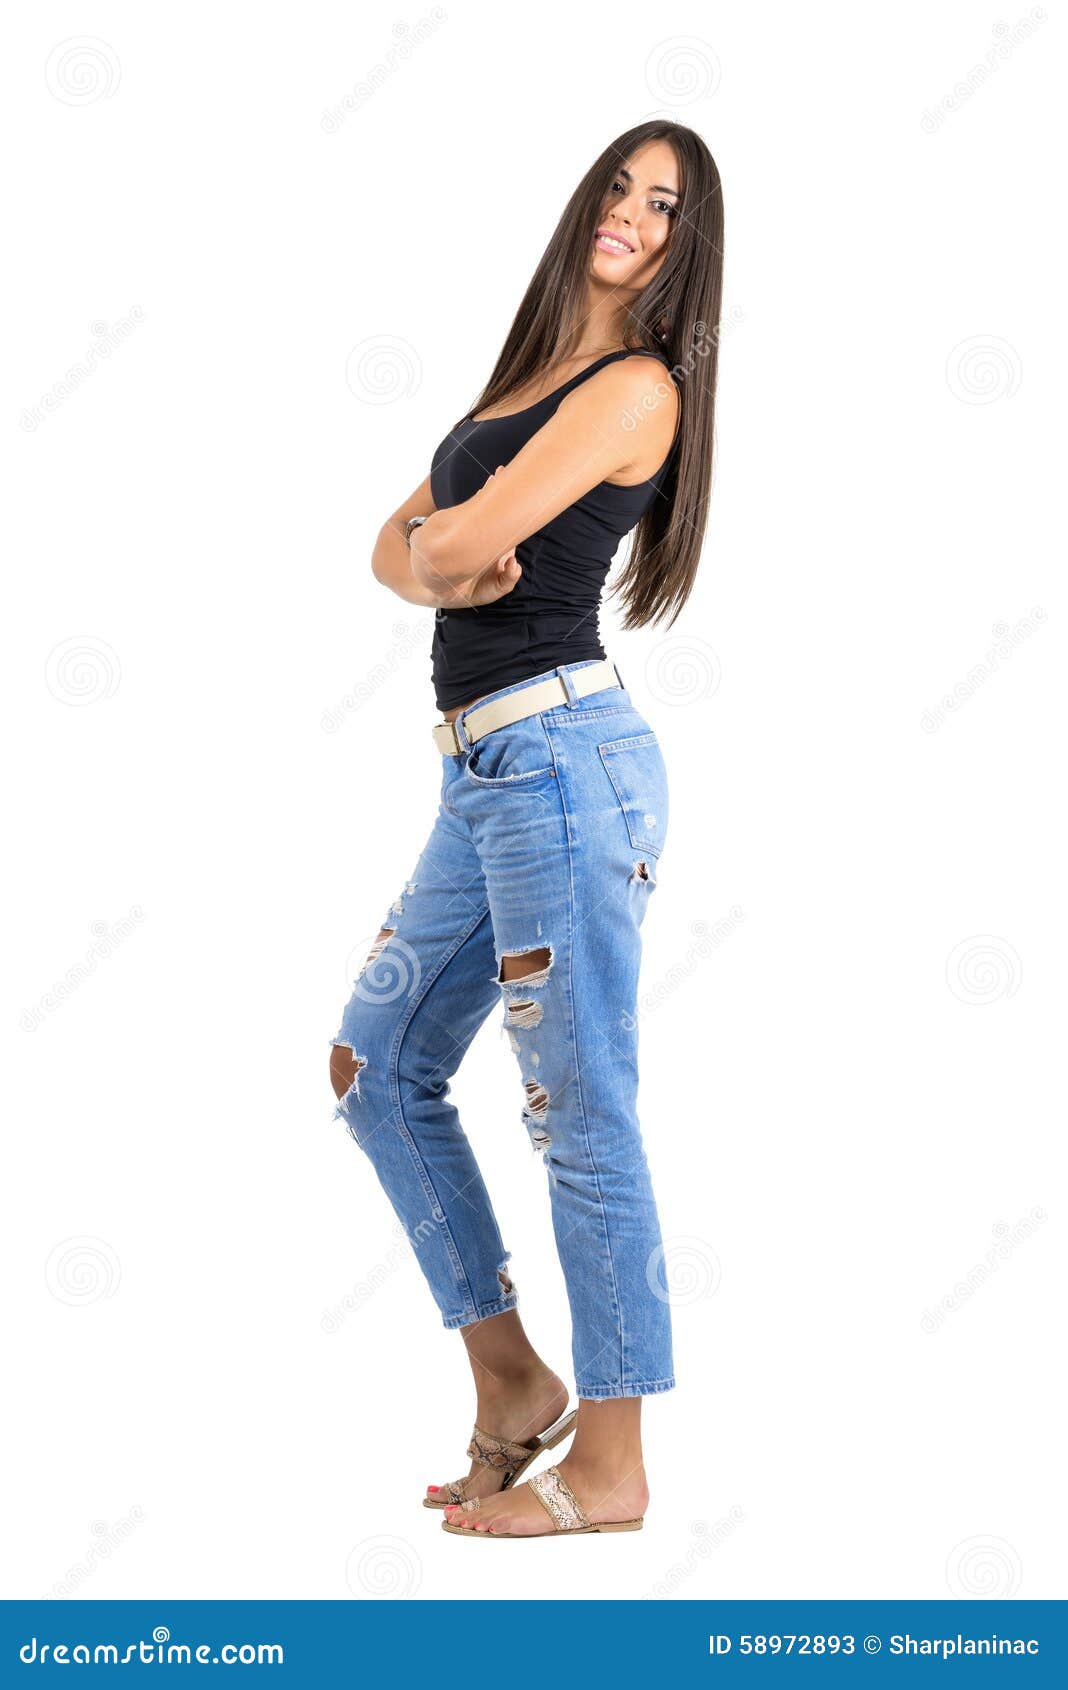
428, 348, 676, 710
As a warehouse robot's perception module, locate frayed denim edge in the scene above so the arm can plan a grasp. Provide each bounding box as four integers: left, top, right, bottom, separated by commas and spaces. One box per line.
441, 1292, 519, 1331
576, 1376, 676, 1399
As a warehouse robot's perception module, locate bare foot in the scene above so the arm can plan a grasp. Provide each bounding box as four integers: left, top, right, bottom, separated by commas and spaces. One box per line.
442, 1453, 649, 1535
425, 1367, 569, 1506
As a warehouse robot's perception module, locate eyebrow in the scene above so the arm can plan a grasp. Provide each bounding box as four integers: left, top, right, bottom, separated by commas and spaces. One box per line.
616, 165, 680, 198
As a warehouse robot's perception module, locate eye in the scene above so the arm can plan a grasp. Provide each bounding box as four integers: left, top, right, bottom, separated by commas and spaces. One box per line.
610, 180, 626, 195
653, 199, 677, 218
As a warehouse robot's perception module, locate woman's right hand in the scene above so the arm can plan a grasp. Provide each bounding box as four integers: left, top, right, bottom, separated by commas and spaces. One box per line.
432, 468, 523, 609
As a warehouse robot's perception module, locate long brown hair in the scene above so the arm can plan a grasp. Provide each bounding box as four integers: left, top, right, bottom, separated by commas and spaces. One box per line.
467, 121, 724, 628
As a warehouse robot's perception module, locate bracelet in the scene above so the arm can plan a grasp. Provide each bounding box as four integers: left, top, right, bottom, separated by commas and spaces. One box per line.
404, 514, 429, 547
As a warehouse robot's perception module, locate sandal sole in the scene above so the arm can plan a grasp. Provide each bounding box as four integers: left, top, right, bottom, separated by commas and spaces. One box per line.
441, 1519, 644, 1537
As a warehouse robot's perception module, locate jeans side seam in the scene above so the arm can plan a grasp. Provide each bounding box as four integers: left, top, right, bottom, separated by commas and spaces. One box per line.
386, 903, 494, 1319
560, 779, 626, 1392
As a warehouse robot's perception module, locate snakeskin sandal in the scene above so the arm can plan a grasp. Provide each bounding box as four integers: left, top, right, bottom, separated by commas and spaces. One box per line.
440, 1462, 644, 1536
423, 1411, 578, 1510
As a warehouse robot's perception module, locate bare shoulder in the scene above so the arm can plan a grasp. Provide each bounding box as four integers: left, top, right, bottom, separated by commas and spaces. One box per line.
558, 353, 678, 480
565, 353, 678, 430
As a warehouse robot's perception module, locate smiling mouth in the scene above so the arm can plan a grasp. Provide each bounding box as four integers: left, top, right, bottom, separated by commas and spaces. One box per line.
595, 229, 635, 255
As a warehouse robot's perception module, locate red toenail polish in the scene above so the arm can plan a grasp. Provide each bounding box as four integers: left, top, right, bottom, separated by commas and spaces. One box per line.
428, 1485, 439, 1491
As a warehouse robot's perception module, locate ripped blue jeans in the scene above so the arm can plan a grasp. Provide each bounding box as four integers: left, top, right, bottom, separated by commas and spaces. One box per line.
329, 659, 674, 1398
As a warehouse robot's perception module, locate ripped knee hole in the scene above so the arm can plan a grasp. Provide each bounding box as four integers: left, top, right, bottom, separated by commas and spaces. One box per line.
498, 945, 552, 987
330, 1043, 366, 1101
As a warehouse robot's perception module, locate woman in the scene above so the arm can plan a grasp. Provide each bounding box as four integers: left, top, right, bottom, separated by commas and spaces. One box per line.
329, 119, 723, 1539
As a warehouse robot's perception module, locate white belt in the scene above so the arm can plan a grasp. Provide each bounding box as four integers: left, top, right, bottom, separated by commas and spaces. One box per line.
431, 658, 622, 756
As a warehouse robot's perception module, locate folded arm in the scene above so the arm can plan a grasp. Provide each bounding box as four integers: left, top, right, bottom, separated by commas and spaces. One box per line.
409, 357, 678, 590
371, 473, 444, 607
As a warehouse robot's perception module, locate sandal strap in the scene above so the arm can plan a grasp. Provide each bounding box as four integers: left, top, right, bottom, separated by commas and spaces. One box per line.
528, 1465, 590, 1532
466, 1425, 535, 1473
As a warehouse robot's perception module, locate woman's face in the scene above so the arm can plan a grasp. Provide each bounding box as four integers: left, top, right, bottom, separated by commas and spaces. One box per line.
591, 140, 681, 291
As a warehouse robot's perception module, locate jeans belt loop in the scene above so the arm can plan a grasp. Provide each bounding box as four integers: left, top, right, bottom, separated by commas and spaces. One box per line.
557, 664, 581, 709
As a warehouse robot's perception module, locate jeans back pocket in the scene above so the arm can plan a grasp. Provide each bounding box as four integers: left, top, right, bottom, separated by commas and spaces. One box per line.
597, 732, 669, 856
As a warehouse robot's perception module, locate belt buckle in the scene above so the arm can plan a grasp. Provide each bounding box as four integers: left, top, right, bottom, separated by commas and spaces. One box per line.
431, 718, 462, 756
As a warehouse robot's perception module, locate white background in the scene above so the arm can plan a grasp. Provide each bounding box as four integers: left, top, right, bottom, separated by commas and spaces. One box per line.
2, 1, 1064, 1603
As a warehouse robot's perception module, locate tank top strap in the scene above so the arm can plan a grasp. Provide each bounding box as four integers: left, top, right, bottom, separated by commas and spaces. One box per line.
554, 349, 626, 397
564, 345, 670, 397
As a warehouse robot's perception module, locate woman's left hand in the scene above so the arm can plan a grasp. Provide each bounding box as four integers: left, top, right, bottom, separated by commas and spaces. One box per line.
417, 468, 523, 607
433, 547, 522, 608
